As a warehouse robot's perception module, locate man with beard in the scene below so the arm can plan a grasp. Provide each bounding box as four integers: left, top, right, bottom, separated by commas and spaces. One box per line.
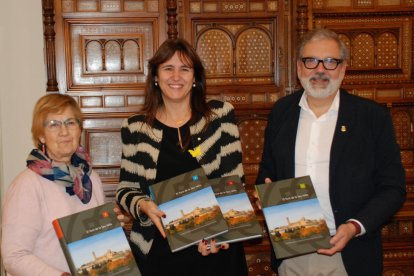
256, 28, 406, 275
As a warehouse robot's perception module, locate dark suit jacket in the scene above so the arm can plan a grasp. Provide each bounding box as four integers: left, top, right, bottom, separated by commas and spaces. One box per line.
257, 89, 406, 276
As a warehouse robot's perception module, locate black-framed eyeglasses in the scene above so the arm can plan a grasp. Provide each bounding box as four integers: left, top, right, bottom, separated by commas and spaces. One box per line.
301, 57, 343, 70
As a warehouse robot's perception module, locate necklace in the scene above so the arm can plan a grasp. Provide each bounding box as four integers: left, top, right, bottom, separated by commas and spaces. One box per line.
168, 109, 191, 150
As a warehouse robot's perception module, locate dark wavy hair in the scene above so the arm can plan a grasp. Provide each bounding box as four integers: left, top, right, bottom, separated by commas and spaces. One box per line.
142, 38, 211, 127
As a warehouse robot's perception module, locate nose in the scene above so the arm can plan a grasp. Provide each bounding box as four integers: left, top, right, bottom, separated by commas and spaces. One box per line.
58, 124, 69, 135
314, 61, 326, 72
171, 69, 181, 80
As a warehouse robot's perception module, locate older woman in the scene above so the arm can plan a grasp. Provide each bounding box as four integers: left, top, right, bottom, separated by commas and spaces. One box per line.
116, 38, 248, 275
1, 94, 105, 276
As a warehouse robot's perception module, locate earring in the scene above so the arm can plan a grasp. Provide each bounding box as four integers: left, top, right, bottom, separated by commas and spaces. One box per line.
39, 143, 46, 154
192, 82, 196, 87
155, 81, 158, 86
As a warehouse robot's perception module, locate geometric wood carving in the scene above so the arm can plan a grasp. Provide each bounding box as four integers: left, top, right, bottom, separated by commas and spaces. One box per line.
314, 16, 412, 85
64, 19, 157, 90
82, 36, 143, 74
61, 0, 160, 13
194, 20, 276, 86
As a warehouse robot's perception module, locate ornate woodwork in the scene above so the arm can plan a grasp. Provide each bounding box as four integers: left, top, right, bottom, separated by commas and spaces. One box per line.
41, 0, 414, 275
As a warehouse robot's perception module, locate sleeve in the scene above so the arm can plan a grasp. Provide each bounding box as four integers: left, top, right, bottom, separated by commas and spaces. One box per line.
116, 119, 151, 223
354, 106, 406, 232
206, 101, 244, 182
1, 173, 64, 276
224, 103, 245, 183
90, 170, 106, 204
256, 106, 279, 184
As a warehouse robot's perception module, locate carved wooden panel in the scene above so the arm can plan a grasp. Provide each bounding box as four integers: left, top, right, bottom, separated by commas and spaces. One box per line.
314, 16, 412, 85
194, 20, 277, 85
81, 116, 124, 183
238, 116, 267, 185
391, 106, 414, 180
64, 19, 156, 90
312, 0, 414, 9
236, 114, 275, 275
179, 0, 285, 108
61, 0, 160, 13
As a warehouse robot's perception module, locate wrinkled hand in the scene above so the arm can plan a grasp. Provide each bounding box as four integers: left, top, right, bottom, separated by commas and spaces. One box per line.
254, 177, 272, 210
113, 205, 131, 227
317, 223, 356, 256
197, 238, 229, 256
138, 199, 167, 238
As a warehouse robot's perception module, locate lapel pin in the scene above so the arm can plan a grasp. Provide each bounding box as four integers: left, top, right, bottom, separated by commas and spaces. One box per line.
189, 146, 202, 157
341, 125, 347, 132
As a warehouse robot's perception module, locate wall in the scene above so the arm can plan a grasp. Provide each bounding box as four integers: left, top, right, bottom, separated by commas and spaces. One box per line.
0, 0, 46, 202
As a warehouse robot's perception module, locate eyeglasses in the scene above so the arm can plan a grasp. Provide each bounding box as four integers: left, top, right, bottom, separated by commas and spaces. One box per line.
43, 118, 80, 132
301, 57, 343, 70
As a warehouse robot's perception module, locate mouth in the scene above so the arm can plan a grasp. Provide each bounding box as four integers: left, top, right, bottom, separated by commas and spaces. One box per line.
168, 83, 184, 89
309, 74, 330, 87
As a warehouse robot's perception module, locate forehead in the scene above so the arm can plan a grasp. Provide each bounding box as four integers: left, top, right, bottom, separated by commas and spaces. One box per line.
45, 107, 75, 119
161, 51, 192, 67
302, 38, 341, 58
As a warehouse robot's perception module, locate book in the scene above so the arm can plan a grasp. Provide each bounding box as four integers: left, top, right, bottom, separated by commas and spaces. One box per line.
52, 202, 141, 276
149, 168, 228, 252
255, 175, 331, 259
209, 175, 263, 244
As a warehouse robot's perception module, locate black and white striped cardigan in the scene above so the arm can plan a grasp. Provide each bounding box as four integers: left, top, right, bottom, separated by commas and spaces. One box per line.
116, 100, 244, 257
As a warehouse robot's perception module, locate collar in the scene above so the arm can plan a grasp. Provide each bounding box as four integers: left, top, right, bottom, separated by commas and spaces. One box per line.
299, 90, 340, 117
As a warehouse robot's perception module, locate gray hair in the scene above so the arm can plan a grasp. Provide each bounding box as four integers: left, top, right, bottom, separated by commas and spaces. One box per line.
296, 28, 349, 61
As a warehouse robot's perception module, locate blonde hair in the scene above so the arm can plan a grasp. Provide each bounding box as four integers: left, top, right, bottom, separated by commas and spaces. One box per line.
31, 93, 83, 147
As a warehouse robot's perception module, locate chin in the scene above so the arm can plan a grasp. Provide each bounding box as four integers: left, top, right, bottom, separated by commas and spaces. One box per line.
302, 81, 341, 99
306, 88, 336, 99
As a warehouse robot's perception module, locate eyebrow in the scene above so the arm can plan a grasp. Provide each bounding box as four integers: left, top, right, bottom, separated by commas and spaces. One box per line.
159, 64, 193, 69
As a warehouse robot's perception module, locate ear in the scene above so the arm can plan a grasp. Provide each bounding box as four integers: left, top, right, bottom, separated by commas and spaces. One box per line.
39, 137, 45, 144
296, 60, 303, 75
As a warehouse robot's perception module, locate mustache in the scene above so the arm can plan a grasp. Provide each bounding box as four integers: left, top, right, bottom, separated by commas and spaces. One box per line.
309, 73, 330, 82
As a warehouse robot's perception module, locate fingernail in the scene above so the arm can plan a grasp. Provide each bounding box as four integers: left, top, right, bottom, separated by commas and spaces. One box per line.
220, 245, 225, 249
211, 238, 215, 242
203, 239, 207, 245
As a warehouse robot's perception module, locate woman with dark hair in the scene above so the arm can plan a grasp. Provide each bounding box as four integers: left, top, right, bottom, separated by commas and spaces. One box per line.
116, 38, 248, 275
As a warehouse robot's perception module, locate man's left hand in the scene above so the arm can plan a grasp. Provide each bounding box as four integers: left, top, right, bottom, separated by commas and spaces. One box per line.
317, 223, 356, 256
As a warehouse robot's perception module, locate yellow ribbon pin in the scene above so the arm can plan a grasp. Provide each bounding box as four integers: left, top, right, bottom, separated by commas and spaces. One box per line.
188, 146, 202, 157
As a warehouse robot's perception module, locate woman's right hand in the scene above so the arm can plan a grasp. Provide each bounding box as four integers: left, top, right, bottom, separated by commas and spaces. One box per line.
138, 199, 167, 238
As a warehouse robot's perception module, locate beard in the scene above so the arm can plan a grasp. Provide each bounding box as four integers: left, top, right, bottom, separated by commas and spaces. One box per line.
299, 72, 342, 99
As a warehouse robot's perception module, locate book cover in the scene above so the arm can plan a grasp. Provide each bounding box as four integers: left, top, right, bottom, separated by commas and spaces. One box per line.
149, 168, 228, 252
52, 202, 141, 276
255, 176, 331, 259
209, 175, 263, 244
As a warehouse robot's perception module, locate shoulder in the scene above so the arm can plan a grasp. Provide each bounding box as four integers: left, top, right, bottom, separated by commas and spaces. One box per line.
4, 169, 45, 199
121, 114, 161, 136
207, 99, 235, 115
268, 90, 302, 120
340, 89, 388, 114
90, 170, 103, 187
274, 90, 303, 108
122, 113, 146, 127
10, 169, 44, 186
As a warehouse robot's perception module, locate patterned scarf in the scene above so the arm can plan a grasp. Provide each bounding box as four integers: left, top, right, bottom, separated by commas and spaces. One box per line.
26, 146, 93, 204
